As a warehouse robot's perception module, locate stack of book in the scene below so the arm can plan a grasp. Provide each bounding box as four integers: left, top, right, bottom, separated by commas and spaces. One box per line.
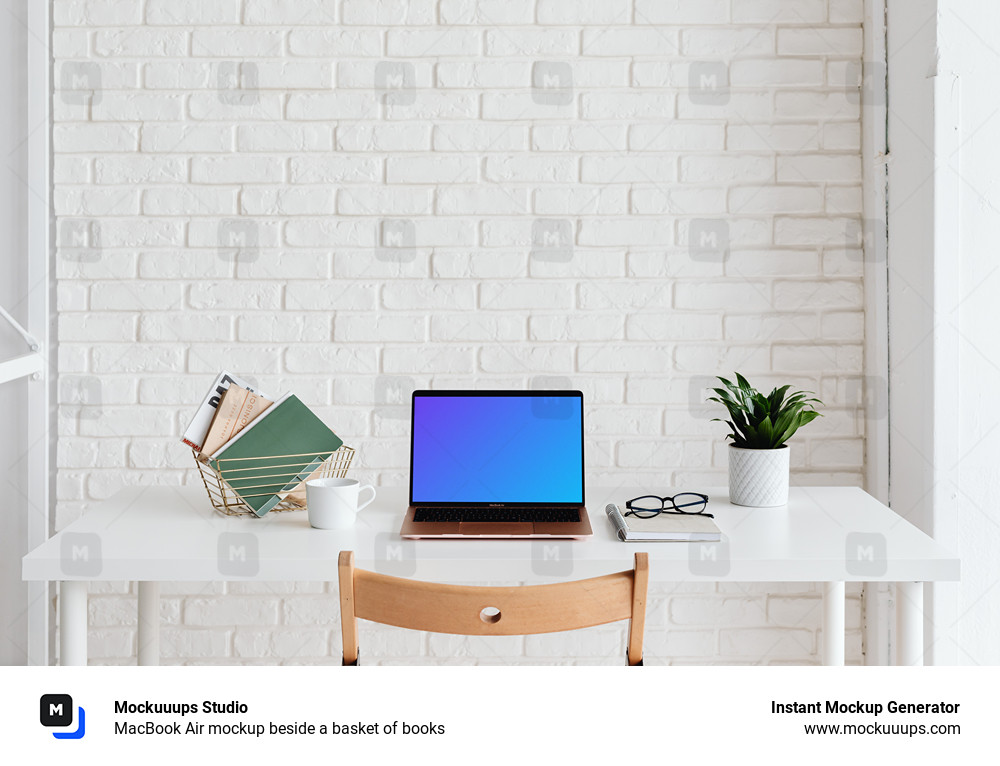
183, 371, 343, 517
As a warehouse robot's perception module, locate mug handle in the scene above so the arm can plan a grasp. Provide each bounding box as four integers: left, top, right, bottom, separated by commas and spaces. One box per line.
357, 485, 377, 512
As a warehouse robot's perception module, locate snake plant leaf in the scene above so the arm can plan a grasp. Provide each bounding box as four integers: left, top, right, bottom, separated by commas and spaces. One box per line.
712, 419, 740, 443
782, 392, 814, 408
768, 385, 791, 412
710, 387, 738, 403
774, 414, 803, 446
708, 397, 741, 422
779, 408, 823, 445
751, 392, 769, 413
763, 416, 777, 444
708, 392, 739, 413
772, 407, 797, 439
796, 410, 822, 427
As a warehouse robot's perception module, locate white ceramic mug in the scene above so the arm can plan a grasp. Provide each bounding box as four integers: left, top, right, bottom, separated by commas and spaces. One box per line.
306, 478, 376, 530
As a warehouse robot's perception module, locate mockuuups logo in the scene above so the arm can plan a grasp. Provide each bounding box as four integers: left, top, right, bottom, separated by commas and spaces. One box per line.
532, 541, 573, 576
40, 694, 86, 739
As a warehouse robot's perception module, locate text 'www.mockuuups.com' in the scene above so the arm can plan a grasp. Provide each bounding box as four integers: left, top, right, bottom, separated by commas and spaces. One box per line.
772, 699, 961, 737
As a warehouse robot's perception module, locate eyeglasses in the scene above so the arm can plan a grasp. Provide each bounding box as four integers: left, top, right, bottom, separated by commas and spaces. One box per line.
624, 493, 712, 518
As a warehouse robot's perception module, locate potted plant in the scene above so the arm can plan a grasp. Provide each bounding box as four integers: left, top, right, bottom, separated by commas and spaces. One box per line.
707, 373, 822, 507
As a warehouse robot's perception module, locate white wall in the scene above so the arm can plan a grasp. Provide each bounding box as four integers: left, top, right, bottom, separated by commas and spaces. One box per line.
935, 0, 1000, 664
885, 0, 1000, 665
52, 0, 868, 665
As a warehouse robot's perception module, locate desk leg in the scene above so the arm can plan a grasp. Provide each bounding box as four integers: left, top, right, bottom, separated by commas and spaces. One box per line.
896, 582, 924, 666
137, 582, 160, 666
822, 582, 845, 666
59, 581, 88, 666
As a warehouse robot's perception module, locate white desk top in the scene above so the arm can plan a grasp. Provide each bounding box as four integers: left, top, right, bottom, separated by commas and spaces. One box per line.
23, 485, 958, 584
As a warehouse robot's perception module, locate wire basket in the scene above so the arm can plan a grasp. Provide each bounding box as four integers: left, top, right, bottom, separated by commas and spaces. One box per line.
194, 446, 355, 517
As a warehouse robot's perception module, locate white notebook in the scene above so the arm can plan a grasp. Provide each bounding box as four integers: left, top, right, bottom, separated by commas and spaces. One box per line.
606, 503, 722, 542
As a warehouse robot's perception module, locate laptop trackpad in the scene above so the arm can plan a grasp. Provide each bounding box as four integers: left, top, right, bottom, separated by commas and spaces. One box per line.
459, 522, 534, 536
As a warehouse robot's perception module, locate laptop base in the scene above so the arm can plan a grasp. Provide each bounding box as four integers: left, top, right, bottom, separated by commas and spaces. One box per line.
400, 506, 594, 539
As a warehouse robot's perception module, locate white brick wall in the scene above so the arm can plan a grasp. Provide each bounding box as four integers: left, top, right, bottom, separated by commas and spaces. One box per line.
53, 0, 867, 665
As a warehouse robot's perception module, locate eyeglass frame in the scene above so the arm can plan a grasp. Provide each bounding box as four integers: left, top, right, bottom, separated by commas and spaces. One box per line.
623, 492, 713, 518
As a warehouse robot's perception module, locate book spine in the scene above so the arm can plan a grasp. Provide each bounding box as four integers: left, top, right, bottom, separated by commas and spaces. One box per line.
201, 387, 274, 458
182, 371, 270, 452
605, 503, 629, 542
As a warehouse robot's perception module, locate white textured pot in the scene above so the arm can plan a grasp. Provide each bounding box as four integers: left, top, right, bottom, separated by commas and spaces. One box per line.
728, 444, 790, 507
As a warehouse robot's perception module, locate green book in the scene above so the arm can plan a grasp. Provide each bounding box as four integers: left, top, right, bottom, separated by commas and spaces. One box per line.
208, 393, 343, 516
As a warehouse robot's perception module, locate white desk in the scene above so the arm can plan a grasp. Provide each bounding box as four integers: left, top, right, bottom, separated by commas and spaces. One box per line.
23, 485, 958, 666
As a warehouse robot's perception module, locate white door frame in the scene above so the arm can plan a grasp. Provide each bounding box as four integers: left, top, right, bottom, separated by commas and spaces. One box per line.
883, 0, 961, 666
860, 0, 891, 665
0, 0, 52, 667
26, 0, 52, 666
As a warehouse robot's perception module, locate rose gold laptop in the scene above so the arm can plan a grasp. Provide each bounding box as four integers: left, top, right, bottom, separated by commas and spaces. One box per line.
399, 390, 593, 539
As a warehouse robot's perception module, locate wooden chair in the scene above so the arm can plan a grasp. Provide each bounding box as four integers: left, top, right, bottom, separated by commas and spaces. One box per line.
338, 550, 648, 666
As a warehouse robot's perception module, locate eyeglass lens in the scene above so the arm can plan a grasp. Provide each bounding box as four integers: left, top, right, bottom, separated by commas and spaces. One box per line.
627, 494, 708, 515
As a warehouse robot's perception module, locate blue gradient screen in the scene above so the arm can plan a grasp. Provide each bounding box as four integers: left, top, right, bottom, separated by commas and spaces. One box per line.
411, 395, 583, 504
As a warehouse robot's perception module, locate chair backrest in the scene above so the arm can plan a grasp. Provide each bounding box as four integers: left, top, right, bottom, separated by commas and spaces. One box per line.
338, 550, 648, 666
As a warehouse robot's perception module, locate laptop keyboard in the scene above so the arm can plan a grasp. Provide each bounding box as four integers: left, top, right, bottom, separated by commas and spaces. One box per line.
413, 506, 581, 524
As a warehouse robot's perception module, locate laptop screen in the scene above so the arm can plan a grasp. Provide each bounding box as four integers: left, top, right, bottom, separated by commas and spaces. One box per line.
409, 392, 584, 505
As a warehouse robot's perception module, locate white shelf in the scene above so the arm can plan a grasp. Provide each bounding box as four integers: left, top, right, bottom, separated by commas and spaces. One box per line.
0, 352, 43, 386
0, 300, 43, 386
